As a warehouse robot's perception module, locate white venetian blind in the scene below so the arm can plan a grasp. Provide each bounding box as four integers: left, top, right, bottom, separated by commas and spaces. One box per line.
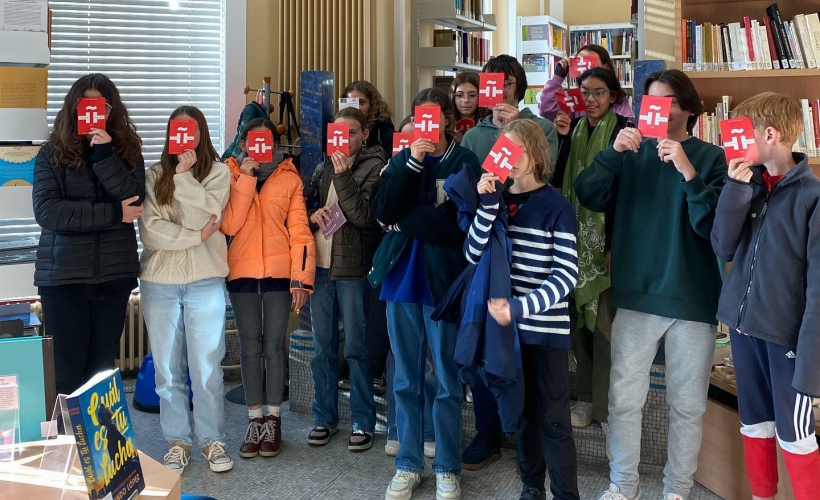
47, 0, 226, 166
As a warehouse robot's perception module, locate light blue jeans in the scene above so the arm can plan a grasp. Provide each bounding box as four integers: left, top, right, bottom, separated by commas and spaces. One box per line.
310, 268, 376, 432
387, 348, 436, 443
387, 301, 462, 474
140, 277, 227, 447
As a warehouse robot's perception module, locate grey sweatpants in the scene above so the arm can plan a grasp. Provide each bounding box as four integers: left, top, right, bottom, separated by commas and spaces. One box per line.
607, 308, 716, 499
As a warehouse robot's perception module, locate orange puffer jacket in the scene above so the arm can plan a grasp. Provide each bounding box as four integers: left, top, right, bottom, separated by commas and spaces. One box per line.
221, 156, 316, 290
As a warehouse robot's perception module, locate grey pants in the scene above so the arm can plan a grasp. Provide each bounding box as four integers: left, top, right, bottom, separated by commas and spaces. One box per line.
230, 291, 292, 407
608, 308, 716, 499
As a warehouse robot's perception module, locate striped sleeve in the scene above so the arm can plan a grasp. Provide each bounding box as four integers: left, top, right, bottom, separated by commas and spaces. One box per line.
509, 205, 578, 319
465, 191, 501, 264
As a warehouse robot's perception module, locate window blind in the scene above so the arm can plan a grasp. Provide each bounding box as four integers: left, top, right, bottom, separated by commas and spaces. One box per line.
47, 0, 226, 166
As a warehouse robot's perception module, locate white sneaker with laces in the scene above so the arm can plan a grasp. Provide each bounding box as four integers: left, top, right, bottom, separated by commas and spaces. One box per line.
203, 440, 234, 472
162, 441, 191, 475
597, 483, 641, 500
384, 439, 400, 456
424, 441, 436, 459
571, 400, 594, 427
435, 472, 461, 500
385, 470, 420, 500
665, 494, 684, 500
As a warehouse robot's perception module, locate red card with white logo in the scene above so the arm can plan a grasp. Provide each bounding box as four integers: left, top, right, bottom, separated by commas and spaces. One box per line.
569, 54, 600, 79
392, 132, 413, 156
479, 73, 505, 107
720, 117, 759, 163
247, 129, 274, 163
455, 119, 476, 137
77, 97, 107, 135
554, 88, 587, 114
168, 119, 197, 154
413, 105, 441, 143
481, 134, 524, 183
637, 96, 672, 139
327, 122, 350, 156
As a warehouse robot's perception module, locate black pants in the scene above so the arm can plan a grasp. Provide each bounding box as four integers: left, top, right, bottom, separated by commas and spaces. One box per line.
41, 292, 130, 395
516, 344, 580, 500
365, 284, 389, 378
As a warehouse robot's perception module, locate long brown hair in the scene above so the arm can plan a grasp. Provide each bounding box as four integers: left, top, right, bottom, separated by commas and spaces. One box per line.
50, 74, 142, 170
154, 106, 220, 206
343, 80, 392, 123
450, 72, 491, 121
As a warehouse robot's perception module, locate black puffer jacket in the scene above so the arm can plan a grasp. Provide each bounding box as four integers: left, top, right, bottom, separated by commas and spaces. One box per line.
32, 143, 146, 286
307, 146, 385, 280
367, 118, 395, 159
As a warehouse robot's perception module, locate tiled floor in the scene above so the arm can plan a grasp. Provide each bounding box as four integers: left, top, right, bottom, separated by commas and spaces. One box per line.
128, 386, 723, 500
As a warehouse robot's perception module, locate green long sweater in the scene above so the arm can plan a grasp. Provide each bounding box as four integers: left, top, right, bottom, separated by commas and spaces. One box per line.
574, 137, 728, 324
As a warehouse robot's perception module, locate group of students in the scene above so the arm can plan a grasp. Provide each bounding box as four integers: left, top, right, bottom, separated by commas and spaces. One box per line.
30, 44, 820, 500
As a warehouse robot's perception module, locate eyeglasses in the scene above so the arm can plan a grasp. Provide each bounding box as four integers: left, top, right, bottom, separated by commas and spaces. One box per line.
503, 81, 516, 90
454, 92, 478, 101
580, 89, 612, 101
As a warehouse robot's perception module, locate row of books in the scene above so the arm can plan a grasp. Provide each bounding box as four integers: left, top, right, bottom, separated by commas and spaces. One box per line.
612, 59, 633, 88
454, 0, 486, 22
569, 30, 633, 58
683, 3, 820, 72
521, 23, 568, 54
694, 95, 820, 158
433, 29, 492, 68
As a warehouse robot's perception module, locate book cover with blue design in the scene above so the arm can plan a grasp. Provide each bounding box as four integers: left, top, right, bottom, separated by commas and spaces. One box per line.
66, 369, 144, 500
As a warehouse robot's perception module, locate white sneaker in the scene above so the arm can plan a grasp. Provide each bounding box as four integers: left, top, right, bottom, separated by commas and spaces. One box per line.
597, 484, 641, 500
424, 441, 436, 459
162, 441, 191, 475
203, 440, 233, 472
436, 472, 461, 500
385, 470, 420, 500
601, 422, 612, 460
571, 401, 593, 427
665, 494, 684, 500
385, 439, 400, 456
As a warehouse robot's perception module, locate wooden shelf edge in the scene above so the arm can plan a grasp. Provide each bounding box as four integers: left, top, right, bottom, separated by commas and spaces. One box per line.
686, 69, 820, 79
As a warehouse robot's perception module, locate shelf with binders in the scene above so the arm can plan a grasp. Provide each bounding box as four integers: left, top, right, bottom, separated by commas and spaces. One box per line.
419, 0, 497, 33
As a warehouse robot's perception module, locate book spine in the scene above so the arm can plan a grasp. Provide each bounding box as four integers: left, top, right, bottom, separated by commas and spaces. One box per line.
764, 15, 785, 69
768, 4, 796, 68
760, 22, 777, 69
812, 100, 820, 151
722, 26, 731, 71
802, 99, 814, 157
807, 13, 820, 65
796, 15, 817, 68
67, 396, 97, 495
743, 17, 757, 70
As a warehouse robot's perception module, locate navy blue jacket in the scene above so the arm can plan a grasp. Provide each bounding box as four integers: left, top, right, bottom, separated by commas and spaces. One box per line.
439, 167, 524, 434
712, 154, 820, 397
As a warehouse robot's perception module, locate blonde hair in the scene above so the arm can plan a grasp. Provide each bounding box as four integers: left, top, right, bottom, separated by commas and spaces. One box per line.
733, 92, 803, 145
500, 120, 551, 183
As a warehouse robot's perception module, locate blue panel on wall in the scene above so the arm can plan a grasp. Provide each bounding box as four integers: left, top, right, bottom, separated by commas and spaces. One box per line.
633, 60, 667, 120
299, 71, 335, 181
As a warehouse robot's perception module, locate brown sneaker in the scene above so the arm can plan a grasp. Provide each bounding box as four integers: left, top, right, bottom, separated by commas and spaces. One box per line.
259, 414, 281, 457
239, 417, 265, 458
163, 440, 191, 474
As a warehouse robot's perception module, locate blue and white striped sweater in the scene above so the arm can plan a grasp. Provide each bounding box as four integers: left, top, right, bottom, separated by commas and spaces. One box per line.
466, 189, 579, 347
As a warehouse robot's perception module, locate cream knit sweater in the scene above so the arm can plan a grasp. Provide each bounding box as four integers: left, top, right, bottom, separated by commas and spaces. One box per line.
139, 161, 231, 285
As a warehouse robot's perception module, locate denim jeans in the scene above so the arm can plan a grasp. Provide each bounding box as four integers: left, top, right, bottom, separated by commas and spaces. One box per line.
386, 348, 436, 442
310, 268, 375, 432
140, 277, 227, 446
387, 301, 462, 474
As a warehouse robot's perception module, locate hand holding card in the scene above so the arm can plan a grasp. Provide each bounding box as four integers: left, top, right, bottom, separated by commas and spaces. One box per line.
321, 202, 347, 239
479, 72, 505, 107
637, 96, 672, 139
413, 105, 441, 143
569, 54, 600, 79
327, 123, 350, 156
169, 119, 197, 154
720, 117, 759, 164
392, 132, 413, 156
555, 88, 587, 114
247, 129, 274, 162
481, 134, 525, 183
77, 97, 107, 135
455, 119, 476, 137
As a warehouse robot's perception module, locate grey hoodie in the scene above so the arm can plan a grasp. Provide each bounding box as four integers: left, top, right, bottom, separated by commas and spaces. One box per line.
460, 107, 559, 169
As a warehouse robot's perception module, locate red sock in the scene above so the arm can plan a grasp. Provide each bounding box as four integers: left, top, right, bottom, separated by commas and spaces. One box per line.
782, 448, 820, 500
742, 435, 778, 498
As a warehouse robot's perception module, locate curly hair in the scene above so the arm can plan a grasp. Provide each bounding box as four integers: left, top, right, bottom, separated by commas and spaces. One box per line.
342, 80, 392, 123
50, 74, 142, 170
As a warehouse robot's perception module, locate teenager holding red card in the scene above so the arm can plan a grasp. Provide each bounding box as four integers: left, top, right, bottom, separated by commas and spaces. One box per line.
33, 73, 144, 397
538, 45, 633, 122
343, 80, 395, 158
139, 106, 233, 474
450, 72, 491, 143
370, 88, 480, 500
551, 67, 631, 437
220, 118, 315, 459
573, 70, 727, 500
305, 107, 385, 452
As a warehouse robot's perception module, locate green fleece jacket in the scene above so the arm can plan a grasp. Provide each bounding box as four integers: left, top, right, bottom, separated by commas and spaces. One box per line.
574, 137, 727, 325
460, 107, 559, 169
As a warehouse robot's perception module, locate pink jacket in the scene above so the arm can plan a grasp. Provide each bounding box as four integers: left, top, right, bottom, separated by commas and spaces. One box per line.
538, 74, 634, 121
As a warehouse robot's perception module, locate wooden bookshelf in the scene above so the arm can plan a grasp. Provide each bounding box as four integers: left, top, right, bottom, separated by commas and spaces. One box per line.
686, 68, 820, 79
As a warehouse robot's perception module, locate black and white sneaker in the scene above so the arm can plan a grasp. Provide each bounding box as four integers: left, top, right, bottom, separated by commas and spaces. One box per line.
348, 430, 373, 452
307, 426, 338, 446
373, 373, 387, 396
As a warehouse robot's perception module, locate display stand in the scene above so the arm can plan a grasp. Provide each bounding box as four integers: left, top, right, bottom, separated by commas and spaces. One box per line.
0, 374, 20, 461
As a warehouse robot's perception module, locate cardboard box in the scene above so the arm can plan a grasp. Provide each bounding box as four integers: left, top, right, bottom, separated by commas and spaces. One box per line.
0, 145, 39, 186
0, 67, 46, 108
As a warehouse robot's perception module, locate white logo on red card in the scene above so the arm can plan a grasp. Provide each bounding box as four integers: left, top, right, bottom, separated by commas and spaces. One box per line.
455, 118, 476, 137
481, 134, 525, 183
413, 105, 441, 143
327, 123, 350, 156
555, 89, 587, 114
637, 96, 672, 139
479, 72, 505, 107
569, 54, 600, 79
247, 129, 274, 163
169, 119, 197, 154
392, 132, 413, 156
77, 97, 107, 135
720, 117, 759, 163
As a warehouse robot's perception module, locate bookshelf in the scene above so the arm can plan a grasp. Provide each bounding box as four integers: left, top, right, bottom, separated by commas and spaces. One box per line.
516, 15, 568, 115
570, 22, 637, 90
417, 0, 496, 74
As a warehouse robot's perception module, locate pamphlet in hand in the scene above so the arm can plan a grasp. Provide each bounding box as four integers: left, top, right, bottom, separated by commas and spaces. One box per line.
321, 202, 347, 240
